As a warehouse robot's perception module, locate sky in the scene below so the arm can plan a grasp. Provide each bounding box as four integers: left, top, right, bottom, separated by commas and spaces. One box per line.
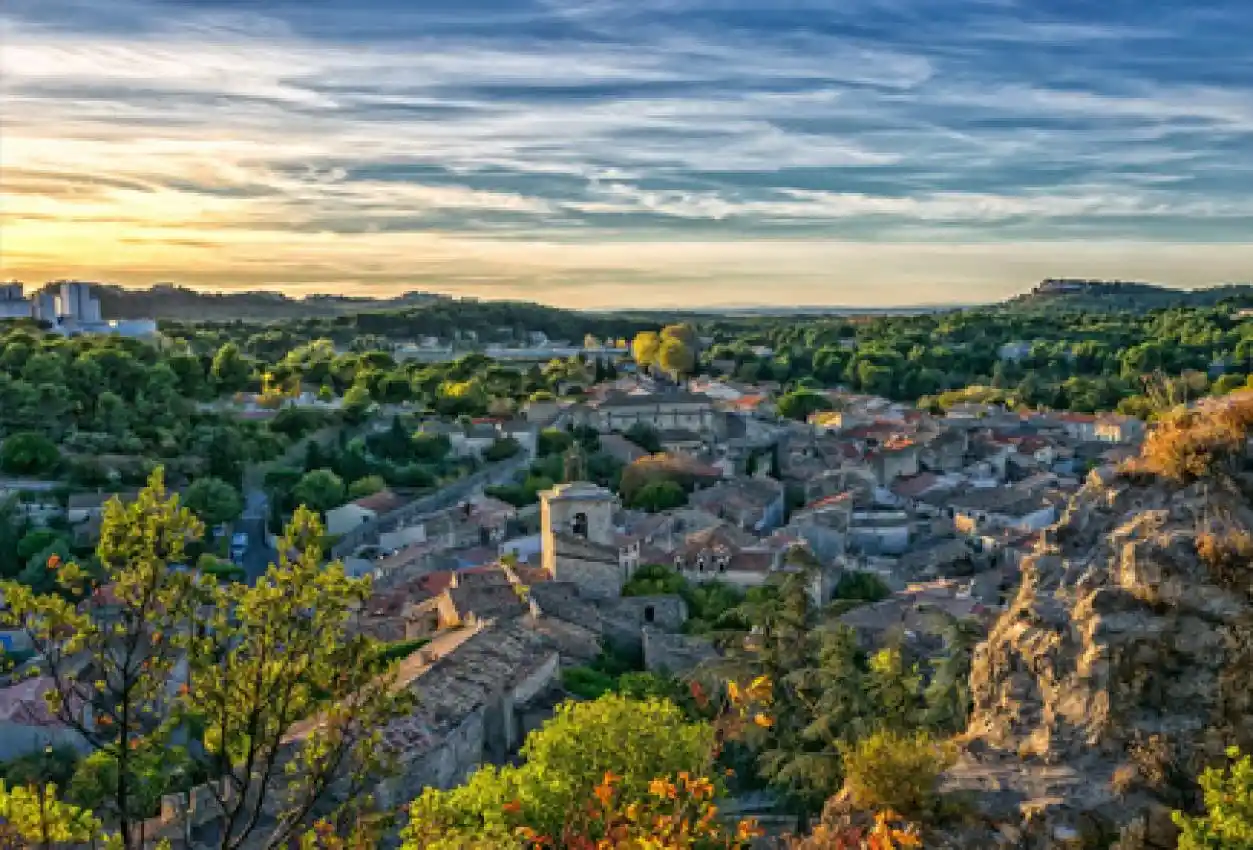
1, 0, 1251, 309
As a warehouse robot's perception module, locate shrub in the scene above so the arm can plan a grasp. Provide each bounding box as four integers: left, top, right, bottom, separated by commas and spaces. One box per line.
1173, 747, 1253, 850
840, 730, 956, 818
833, 571, 892, 604
371, 637, 429, 668
1136, 397, 1253, 482
484, 438, 522, 463
1196, 528, 1253, 596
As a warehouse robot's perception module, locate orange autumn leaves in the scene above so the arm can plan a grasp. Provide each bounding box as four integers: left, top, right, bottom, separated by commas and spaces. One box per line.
513, 770, 762, 850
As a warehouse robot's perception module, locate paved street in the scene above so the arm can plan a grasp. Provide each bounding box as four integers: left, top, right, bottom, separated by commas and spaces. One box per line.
238, 488, 277, 584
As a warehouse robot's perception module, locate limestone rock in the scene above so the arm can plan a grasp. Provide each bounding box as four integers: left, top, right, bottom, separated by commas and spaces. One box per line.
940, 469, 1253, 848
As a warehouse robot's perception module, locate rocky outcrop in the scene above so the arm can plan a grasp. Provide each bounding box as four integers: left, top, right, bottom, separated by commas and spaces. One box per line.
937, 465, 1253, 849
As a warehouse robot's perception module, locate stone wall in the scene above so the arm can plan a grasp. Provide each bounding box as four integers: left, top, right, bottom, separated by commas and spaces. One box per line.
600, 595, 688, 654
551, 538, 624, 600
381, 706, 487, 810
642, 627, 717, 676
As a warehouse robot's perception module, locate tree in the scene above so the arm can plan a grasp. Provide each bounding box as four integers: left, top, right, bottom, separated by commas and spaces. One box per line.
210, 342, 252, 393
484, 437, 522, 462
1173, 747, 1253, 849
631, 480, 687, 512
341, 384, 374, 425
922, 617, 983, 735
658, 337, 696, 380
776, 391, 832, 422
404, 695, 715, 846
183, 476, 244, 527
832, 571, 891, 604
721, 569, 838, 813
292, 468, 347, 514
660, 323, 698, 349
840, 730, 956, 820
348, 474, 387, 499
0, 431, 60, 476
0, 472, 411, 848
0, 497, 23, 580
0, 781, 116, 849
632, 332, 661, 370
624, 422, 663, 454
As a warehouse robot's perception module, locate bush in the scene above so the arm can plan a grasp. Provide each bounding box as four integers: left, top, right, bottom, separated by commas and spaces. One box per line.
372, 637, 429, 668
840, 730, 956, 818
623, 563, 687, 597
536, 428, 572, 457
562, 665, 619, 700
1136, 398, 1253, 482
832, 571, 892, 604
197, 554, 245, 583
483, 437, 522, 463
1173, 747, 1253, 850
0, 432, 60, 476
1196, 528, 1253, 595
348, 474, 387, 499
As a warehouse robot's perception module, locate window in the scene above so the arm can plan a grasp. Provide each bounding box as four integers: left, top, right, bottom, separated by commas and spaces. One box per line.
572, 512, 589, 538
644, 605, 655, 623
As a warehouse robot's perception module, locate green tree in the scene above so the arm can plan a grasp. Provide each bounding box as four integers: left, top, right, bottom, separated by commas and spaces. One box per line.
832, 571, 891, 604
341, 384, 374, 425
348, 474, 387, 499
630, 480, 687, 512
0, 497, 24, 580
210, 342, 252, 393
484, 437, 522, 462
404, 695, 715, 846
722, 568, 835, 813
660, 323, 698, 349
776, 391, 832, 422
183, 476, 244, 527
0, 780, 117, 849
0, 432, 60, 476
0, 473, 411, 848
1174, 747, 1253, 849
292, 468, 347, 514
624, 423, 663, 454
922, 617, 983, 734
840, 730, 956, 819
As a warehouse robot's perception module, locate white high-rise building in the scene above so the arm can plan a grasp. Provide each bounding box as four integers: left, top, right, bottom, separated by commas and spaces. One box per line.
0, 282, 32, 320
58, 281, 102, 323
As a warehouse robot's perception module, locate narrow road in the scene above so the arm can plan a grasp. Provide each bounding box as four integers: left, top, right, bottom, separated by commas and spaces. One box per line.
238, 489, 277, 584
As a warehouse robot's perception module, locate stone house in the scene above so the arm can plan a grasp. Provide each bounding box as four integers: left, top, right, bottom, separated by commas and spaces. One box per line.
579, 390, 718, 437
1094, 415, 1145, 444
0, 676, 90, 762
326, 490, 409, 538
689, 477, 785, 534
945, 488, 1058, 535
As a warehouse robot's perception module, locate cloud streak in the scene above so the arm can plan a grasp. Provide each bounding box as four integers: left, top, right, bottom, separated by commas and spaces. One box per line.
1, 0, 1250, 306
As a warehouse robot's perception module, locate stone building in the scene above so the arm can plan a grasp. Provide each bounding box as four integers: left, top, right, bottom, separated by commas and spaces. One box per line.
577, 390, 718, 436
540, 482, 626, 599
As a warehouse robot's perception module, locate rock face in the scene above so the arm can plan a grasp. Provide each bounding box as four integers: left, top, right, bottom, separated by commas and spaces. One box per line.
939, 466, 1253, 849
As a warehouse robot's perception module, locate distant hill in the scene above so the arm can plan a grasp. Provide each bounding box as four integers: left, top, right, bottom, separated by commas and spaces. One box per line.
36, 283, 451, 321
1004, 278, 1253, 312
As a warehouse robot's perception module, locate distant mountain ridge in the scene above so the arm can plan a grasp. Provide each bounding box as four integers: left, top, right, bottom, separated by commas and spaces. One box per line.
1004, 278, 1253, 312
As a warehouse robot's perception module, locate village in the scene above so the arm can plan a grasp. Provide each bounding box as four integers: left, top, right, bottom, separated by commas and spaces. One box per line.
0, 365, 1159, 841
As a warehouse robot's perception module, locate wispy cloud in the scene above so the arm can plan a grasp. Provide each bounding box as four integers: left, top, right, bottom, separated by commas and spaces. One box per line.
1, 0, 1250, 306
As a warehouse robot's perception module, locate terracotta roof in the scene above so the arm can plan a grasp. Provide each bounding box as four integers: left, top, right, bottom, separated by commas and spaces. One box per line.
0, 677, 68, 728
890, 473, 941, 499
352, 490, 410, 515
